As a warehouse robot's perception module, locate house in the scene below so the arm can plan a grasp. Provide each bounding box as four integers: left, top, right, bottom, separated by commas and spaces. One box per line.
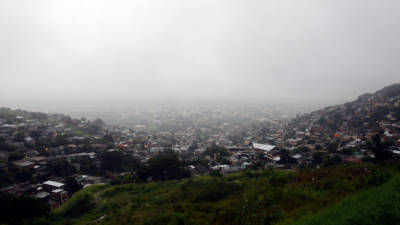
29, 156, 48, 163
35, 191, 50, 200
49, 189, 68, 208
252, 142, 276, 153
43, 180, 65, 191
13, 160, 35, 169
211, 164, 239, 174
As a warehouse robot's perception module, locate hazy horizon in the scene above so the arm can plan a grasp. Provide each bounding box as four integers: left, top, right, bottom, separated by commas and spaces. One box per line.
1, 0, 400, 111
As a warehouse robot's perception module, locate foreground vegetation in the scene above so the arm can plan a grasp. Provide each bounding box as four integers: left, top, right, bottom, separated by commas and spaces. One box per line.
20, 161, 399, 225
285, 173, 400, 225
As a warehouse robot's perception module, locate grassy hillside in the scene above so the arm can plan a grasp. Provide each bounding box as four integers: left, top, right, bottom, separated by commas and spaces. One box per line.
284, 174, 400, 225
32, 162, 400, 225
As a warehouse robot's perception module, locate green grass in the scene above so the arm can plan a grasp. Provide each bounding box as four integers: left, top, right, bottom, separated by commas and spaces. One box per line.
64, 124, 89, 136
284, 174, 400, 225
70, 128, 88, 136
35, 163, 400, 225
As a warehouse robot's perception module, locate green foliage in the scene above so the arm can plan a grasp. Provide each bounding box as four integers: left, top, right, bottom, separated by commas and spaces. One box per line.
268, 172, 289, 186
0, 193, 50, 225
204, 145, 230, 162
286, 174, 400, 225
56, 191, 95, 218
78, 157, 99, 175
65, 177, 82, 195
143, 151, 191, 181
48, 160, 77, 177
322, 155, 342, 167
110, 173, 137, 185
42, 163, 400, 225
312, 152, 323, 164
54, 135, 69, 146
71, 128, 88, 137
100, 151, 142, 174
377, 83, 400, 98
180, 177, 242, 202
209, 169, 222, 177
371, 132, 394, 162
143, 213, 192, 225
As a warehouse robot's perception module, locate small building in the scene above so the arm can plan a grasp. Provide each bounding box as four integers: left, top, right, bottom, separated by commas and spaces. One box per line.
252, 142, 276, 153
35, 191, 50, 200
43, 180, 65, 191
50, 189, 68, 208
13, 160, 35, 169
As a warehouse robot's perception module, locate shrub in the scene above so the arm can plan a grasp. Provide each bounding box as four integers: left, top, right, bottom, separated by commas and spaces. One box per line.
61, 192, 94, 217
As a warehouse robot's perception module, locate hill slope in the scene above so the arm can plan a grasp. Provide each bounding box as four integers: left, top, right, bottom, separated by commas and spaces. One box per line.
34, 163, 399, 225
284, 173, 400, 225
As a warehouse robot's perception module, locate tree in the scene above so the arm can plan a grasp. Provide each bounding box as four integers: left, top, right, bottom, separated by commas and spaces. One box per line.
110, 173, 137, 185
93, 118, 105, 126
312, 152, 323, 164
48, 160, 76, 177
327, 142, 339, 153
144, 151, 191, 181
86, 124, 102, 135
204, 145, 230, 162
100, 151, 122, 172
65, 177, 82, 195
323, 155, 342, 167
100, 151, 142, 173
101, 135, 114, 144
277, 149, 297, 164
209, 169, 222, 177
372, 131, 393, 162
297, 146, 311, 152
79, 158, 98, 175
54, 135, 68, 146
13, 132, 25, 142
0, 193, 50, 225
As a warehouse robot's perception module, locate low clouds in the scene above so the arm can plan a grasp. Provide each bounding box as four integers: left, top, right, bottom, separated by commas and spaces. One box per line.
0, 0, 399, 108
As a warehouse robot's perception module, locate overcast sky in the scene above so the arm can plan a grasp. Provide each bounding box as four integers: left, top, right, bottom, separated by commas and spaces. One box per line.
0, 0, 399, 109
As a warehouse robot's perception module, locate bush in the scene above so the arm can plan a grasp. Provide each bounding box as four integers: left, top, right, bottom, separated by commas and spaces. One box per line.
184, 178, 242, 202
61, 192, 94, 217
288, 175, 400, 225
144, 213, 192, 225
209, 169, 222, 177
0, 193, 50, 225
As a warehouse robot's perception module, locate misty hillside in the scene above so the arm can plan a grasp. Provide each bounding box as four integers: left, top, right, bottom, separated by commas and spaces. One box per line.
285, 83, 400, 139
1, 84, 395, 225
1, 1, 400, 225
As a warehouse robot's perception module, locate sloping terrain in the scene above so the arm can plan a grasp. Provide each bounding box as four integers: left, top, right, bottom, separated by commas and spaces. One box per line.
284, 173, 400, 225
34, 163, 399, 225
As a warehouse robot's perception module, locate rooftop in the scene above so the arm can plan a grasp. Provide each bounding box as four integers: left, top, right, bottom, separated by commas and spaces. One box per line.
252, 142, 276, 152
43, 180, 64, 188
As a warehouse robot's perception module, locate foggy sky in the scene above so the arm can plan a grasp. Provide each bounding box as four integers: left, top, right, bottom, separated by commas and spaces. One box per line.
1, 0, 400, 109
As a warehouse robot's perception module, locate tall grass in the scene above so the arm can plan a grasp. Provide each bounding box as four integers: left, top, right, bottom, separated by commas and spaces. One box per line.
286, 174, 400, 225
37, 164, 400, 225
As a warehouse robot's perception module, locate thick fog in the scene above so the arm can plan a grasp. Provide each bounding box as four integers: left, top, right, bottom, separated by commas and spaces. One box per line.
1, 0, 400, 110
